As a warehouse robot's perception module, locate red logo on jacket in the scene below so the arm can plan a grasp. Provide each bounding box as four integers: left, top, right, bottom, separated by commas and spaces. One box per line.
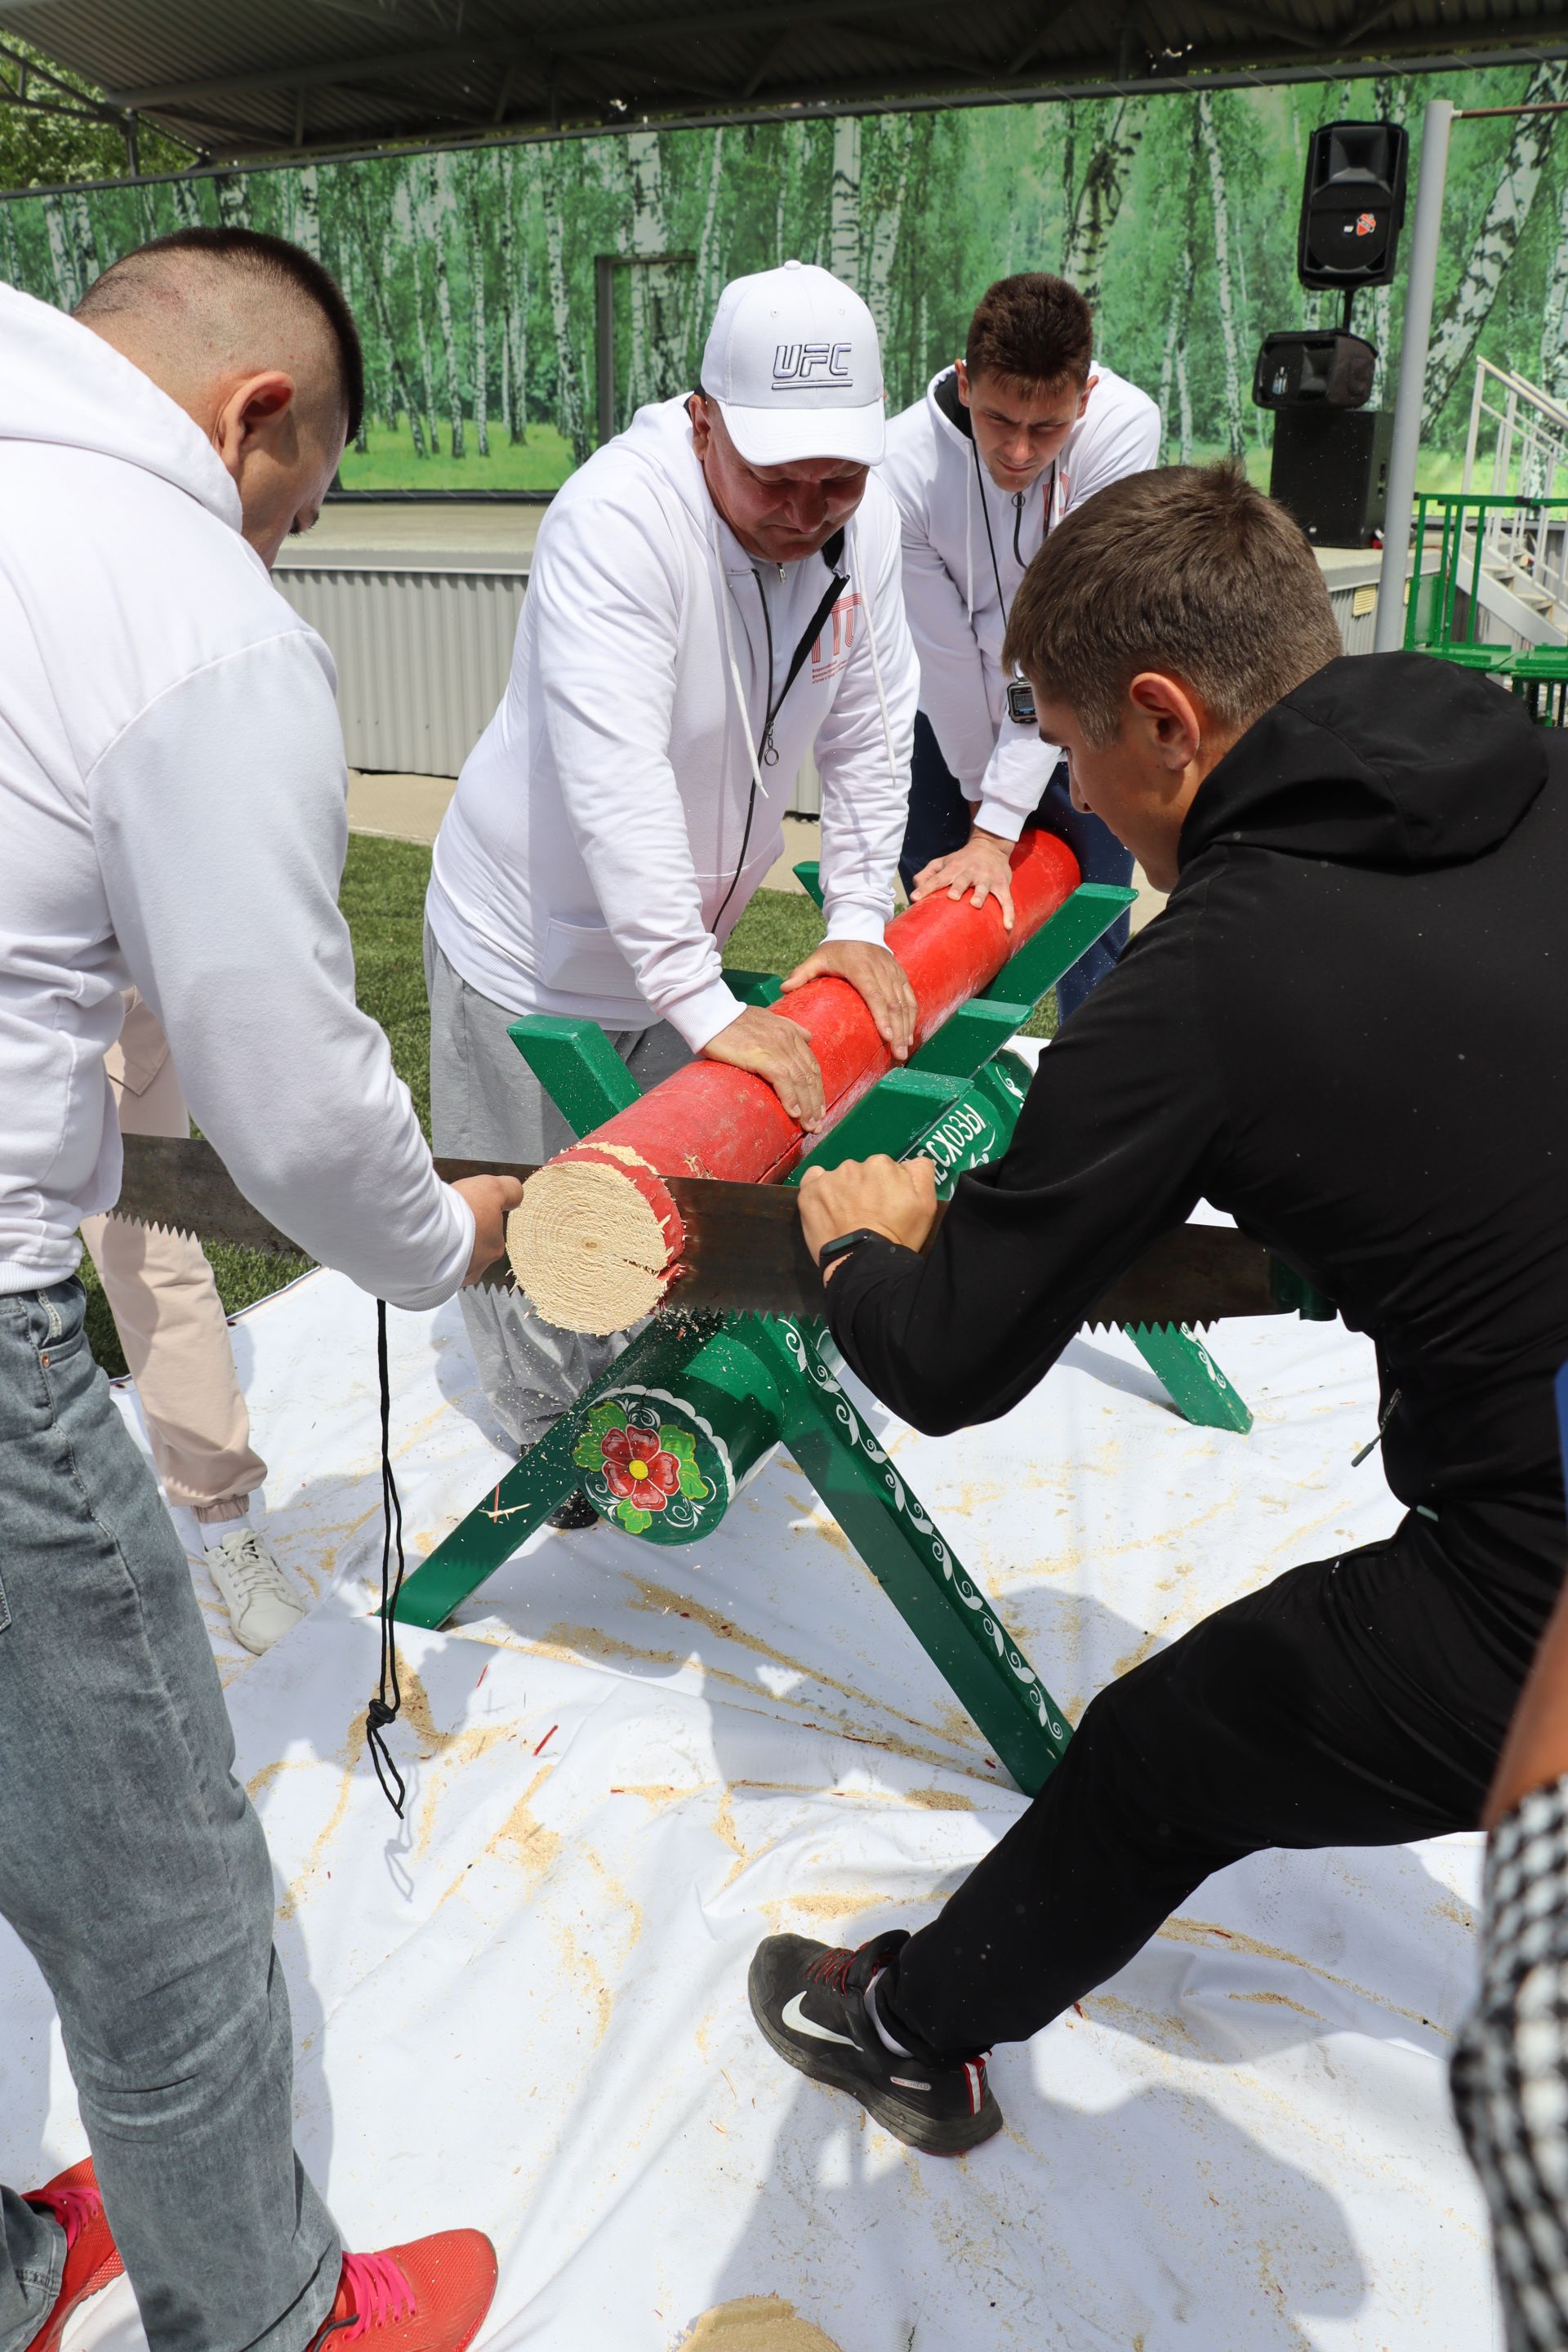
812, 592, 862, 683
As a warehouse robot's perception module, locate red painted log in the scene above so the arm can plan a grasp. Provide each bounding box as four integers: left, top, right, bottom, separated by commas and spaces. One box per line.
513, 826, 1080, 1332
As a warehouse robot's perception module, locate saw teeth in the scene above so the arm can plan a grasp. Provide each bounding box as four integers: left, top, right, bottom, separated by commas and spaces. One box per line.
1083, 1318, 1214, 1334
105, 1213, 197, 1243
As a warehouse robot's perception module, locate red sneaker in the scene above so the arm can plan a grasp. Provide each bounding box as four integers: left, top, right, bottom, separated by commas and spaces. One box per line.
310, 2235, 498, 2350
22, 2158, 124, 2352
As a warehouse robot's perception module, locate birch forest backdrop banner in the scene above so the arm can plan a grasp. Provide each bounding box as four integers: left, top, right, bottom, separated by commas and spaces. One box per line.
2, 60, 1566, 492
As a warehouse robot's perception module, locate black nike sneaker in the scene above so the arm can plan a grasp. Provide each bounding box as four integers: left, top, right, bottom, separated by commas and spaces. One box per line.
748, 1928, 1003, 2154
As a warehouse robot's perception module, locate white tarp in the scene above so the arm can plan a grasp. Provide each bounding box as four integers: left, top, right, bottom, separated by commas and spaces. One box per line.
3, 1232, 1502, 2349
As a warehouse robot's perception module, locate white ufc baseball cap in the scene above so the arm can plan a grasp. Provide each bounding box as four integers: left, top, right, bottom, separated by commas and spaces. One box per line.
700, 260, 886, 468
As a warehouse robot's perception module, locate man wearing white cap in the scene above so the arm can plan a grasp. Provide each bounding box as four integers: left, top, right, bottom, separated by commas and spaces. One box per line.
425, 261, 920, 1506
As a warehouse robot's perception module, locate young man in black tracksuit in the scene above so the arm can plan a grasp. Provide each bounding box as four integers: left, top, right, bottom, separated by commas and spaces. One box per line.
746, 461, 1568, 2155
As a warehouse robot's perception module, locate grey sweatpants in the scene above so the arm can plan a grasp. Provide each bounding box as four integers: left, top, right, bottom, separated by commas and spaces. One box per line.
424, 924, 691, 1450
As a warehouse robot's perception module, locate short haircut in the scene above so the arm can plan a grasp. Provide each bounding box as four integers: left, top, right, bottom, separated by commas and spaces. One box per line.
1004, 461, 1343, 745
965, 273, 1094, 392
76, 226, 364, 441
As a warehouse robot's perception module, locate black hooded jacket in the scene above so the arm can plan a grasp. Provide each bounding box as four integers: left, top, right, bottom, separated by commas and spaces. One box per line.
827, 653, 1568, 1512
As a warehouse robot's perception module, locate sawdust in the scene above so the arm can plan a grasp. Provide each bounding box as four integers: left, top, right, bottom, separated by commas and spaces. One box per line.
495, 1764, 562, 1890
412, 1715, 528, 1860
678, 2299, 843, 2351
253, 1657, 447, 1919
796, 1512, 853, 1557
582, 1845, 644, 1965
544, 1621, 686, 1674
271, 1717, 366, 1925
1159, 1914, 1453, 2035
1085, 1989, 1198, 2050
625, 1575, 966, 1747
510, 1158, 672, 1334
529, 1619, 996, 1783
557, 1924, 614, 2046
1228, 1989, 1325, 2022
1111, 1624, 1166, 1677
759, 1888, 894, 1928
905, 1785, 975, 1811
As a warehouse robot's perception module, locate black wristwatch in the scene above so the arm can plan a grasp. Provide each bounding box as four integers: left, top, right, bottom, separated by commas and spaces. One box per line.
817, 1227, 887, 1275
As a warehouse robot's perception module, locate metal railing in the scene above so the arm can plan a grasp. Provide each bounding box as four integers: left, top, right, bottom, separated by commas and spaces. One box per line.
1462, 356, 1568, 501
1454, 359, 1568, 647
1405, 488, 1568, 722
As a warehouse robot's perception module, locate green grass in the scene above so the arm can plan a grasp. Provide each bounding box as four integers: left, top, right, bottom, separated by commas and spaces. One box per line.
82, 841, 1055, 1374
336, 420, 577, 494
339, 835, 438, 1136
337, 420, 1478, 509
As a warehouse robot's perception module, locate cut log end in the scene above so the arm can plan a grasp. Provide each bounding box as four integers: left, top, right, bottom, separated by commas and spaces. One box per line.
508, 1155, 681, 1336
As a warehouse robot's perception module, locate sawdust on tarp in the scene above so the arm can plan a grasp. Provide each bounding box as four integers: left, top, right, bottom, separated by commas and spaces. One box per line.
678, 2296, 843, 2349
541, 1614, 993, 1783
1158, 1913, 1454, 2036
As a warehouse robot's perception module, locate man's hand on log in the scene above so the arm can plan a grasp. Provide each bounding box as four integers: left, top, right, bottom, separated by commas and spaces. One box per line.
702, 1005, 826, 1131
780, 940, 918, 1063
452, 1173, 526, 1285
911, 826, 1017, 932
798, 1154, 939, 1278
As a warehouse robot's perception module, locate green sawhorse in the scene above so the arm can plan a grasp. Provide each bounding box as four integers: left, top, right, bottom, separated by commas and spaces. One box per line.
394, 880, 1254, 1795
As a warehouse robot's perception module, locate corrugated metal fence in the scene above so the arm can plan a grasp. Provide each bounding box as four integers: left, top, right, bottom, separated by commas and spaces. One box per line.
274, 566, 529, 781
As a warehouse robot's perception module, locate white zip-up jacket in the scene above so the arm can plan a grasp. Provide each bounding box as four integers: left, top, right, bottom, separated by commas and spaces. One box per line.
0, 285, 473, 1307
882, 363, 1160, 841
426, 394, 919, 1053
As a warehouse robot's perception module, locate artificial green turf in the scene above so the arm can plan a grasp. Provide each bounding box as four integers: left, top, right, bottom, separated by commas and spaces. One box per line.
82, 839, 1056, 1376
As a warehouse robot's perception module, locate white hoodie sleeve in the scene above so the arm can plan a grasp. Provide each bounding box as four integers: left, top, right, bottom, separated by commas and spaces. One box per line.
89, 630, 474, 1312
813, 498, 920, 948
895, 514, 997, 798
972, 725, 1062, 844
530, 492, 743, 1054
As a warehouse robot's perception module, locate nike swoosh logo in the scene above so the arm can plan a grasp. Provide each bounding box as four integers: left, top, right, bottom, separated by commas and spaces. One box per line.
781, 1991, 857, 2047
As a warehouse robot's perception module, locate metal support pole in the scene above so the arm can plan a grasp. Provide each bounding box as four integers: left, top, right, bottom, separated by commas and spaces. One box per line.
594, 254, 616, 448
1374, 97, 1454, 653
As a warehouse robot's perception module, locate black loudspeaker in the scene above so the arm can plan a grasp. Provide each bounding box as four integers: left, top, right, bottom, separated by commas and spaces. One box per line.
1298, 120, 1409, 289
1269, 408, 1394, 546
1254, 330, 1376, 410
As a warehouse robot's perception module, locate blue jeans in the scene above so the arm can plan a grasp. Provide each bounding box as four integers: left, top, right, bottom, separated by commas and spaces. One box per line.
898, 712, 1134, 1021
0, 1280, 339, 2352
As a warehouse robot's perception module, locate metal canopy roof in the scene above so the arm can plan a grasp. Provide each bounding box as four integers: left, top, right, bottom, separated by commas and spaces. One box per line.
3, 0, 1568, 167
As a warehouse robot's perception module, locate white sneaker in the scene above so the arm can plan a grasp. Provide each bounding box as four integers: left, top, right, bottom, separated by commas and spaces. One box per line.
206, 1526, 307, 1654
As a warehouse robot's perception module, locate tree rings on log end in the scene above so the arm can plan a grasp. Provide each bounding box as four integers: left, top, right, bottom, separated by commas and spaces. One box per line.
508, 1146, 684, 1335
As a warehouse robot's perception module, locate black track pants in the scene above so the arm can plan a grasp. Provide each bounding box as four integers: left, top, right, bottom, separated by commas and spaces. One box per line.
884, 1499, 1566, 2056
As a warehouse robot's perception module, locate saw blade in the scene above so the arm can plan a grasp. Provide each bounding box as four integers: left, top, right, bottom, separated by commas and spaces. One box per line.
110, 1135, 1288, 1331
109, 1135, 311, 1258
109, 1138, 548, 1265
653, 1189, 1286, 1327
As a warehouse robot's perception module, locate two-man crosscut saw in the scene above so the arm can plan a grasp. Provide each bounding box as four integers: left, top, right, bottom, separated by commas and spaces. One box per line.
109, 1133, 1312, 1331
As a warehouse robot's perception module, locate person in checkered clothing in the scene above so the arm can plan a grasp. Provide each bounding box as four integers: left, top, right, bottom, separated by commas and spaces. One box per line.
1454, 1374, 1568, 2350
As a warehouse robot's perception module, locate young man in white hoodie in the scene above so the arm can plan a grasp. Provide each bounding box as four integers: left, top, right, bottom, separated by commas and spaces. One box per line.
425, 261, 920, 1503
882, 272, 1159, 1018
0, 230, 514, 2351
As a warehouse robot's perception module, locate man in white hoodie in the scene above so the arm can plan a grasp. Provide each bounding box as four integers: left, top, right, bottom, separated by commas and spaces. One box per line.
0, 230, 511, 2350
882, 271, 1159, 1018
425, 261, 920, 1499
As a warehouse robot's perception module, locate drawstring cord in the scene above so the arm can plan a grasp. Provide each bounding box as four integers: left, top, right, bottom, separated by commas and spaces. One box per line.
713, 560, 773, 936
963, 455, 973, 622
366, 1298, 408, 1816
1351, 1386, 1402, 1469
853, 515, 901, 801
